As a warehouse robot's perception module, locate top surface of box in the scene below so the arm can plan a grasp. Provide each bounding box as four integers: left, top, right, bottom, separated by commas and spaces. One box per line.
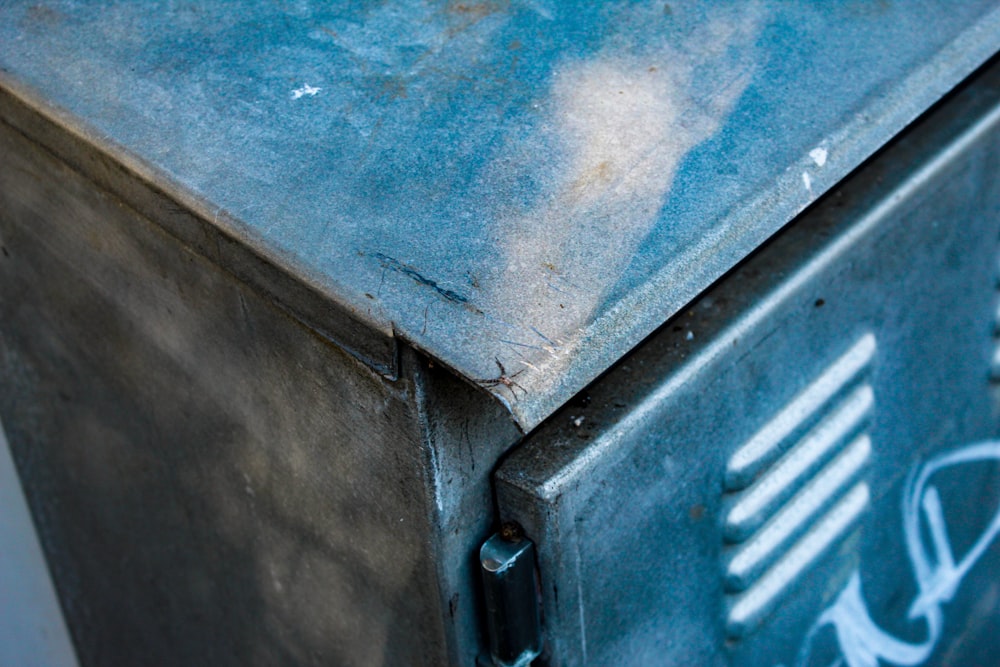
1, 1, 998, 429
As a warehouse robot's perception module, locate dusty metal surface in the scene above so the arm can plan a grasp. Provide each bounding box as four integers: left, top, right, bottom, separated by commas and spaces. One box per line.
1, 2, 998, 431
494, 59, 1000, 665
0, 115, 521, 665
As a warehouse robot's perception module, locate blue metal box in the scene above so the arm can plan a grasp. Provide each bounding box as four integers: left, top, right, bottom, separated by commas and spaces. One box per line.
2, 2, 1000, 665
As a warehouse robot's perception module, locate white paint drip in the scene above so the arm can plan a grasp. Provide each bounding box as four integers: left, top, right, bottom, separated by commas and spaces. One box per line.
810, 147, 828, 167
802, 171, 813, 193
793, 440, 1000, 667
291, 83, 321, 99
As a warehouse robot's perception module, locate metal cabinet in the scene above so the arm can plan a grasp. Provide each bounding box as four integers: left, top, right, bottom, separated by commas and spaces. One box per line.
495, 59, 1000, 666
2, 3, 1000, 666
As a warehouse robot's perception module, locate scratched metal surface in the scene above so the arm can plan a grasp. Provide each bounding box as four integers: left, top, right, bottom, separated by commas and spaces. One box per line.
1, 1, 998, 430
495, 59, 1000, 665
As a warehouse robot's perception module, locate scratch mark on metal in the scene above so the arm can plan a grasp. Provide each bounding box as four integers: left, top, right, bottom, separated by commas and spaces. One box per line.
546, 280, 570, 294
370, 252, 472, 306
499, 338, 546, 352
379, 272, 390, 302
498, 346, 542, 371
238, 292, 253, 331
529, 325, 559, 348
477, 310, 527, 332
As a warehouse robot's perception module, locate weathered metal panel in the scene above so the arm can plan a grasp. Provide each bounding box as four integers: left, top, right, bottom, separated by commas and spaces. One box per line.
0, 118, 462, 665
495, 58, 1000, 665
406, 347, 525, 665
2, 2, 999, 429
4, 3, 1000, 665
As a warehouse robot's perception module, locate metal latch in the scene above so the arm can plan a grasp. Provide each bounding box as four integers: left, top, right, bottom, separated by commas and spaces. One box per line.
479, 523, 542, 667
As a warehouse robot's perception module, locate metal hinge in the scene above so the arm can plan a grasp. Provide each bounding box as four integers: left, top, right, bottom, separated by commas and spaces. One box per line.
479, 523, 542, 667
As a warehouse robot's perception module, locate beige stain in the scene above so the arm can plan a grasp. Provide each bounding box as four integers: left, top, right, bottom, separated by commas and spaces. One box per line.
490, 5, 761, 365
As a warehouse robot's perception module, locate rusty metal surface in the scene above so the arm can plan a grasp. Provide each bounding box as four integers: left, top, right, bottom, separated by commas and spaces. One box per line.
1, 1, 998, 430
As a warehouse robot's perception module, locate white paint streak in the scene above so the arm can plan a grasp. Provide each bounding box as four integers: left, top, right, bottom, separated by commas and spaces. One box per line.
810, 147, 828, 167
291, 83, 321, 99
794, 440, 1000, 667
803, 171, 813, 193
484, 4, 763, 384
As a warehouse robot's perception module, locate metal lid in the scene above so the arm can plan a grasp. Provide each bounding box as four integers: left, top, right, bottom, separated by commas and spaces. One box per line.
2, 2, 998, 430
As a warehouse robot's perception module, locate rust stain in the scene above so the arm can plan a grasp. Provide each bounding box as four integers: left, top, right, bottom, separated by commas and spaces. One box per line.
377, 75, 408, 101
24, 3, 63, 26
443, 0, 510, 39
567, 160, 615, 200
448, 2, 501, 19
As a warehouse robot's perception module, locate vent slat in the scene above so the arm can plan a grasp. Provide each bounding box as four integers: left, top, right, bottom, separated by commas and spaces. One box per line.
726, 482, 871, 637
725, 384, 873, 541
726, 334, 876, 490
725, 434, 871, 591
722, 333, 876, 637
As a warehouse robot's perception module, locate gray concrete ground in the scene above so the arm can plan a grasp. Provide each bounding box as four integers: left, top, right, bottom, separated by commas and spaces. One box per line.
0, 416, 77, 667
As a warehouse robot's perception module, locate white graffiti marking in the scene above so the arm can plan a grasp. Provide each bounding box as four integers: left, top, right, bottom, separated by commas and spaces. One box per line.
794, 441, 1000, 667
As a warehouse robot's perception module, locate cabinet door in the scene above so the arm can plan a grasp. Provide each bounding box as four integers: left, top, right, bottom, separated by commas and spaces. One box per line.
494, 62, 1000, 667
